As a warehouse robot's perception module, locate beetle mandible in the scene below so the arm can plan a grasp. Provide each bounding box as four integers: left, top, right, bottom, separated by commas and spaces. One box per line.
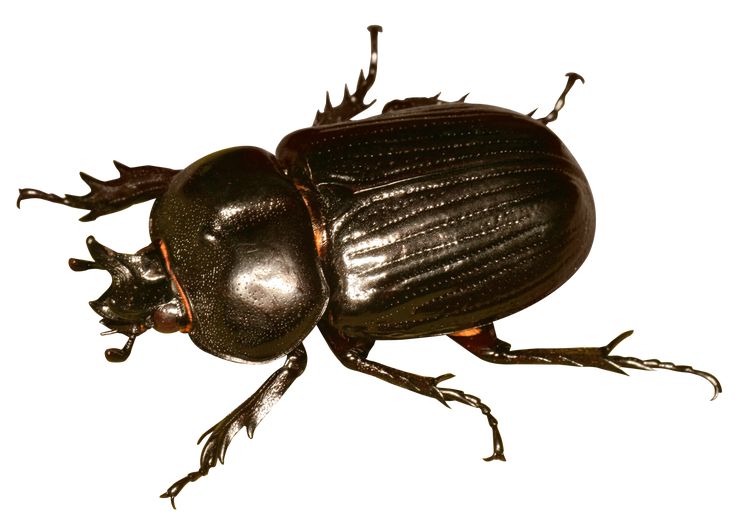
17, 25, 721, 508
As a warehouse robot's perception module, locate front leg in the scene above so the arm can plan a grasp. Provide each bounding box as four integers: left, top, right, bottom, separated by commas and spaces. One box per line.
17, 160, 179, 221
160, 344, 307, 509
319, 321, 505, 461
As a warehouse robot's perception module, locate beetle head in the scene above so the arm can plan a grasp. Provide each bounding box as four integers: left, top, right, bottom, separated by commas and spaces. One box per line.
69, 236, 190, 362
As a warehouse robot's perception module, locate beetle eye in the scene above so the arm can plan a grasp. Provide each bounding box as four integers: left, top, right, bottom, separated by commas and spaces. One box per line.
152, 302, 184, 333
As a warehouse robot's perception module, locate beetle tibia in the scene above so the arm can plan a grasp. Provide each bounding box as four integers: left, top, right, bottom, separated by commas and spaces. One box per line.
451, 324, 722, 400
313, 25, 382, 125
17, 161, 179, 221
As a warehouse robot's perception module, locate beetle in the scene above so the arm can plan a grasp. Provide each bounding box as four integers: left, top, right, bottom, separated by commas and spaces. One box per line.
17, 25, 721, 508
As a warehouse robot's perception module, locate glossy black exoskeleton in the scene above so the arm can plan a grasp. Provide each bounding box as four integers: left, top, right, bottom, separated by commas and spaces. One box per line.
17, 26, 721, 507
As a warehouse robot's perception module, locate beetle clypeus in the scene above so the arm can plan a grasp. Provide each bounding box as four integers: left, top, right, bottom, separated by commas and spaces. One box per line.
17, 25, 721, 508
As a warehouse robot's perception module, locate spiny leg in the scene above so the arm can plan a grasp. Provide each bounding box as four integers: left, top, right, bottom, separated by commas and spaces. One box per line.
160, 344, 307, 509
533, 72, 585, 124
381, 93, 468, 114
449, 323, 722, 399
313, 25, 382, 126
319, 321, 504, 461
17, 161, 179, 221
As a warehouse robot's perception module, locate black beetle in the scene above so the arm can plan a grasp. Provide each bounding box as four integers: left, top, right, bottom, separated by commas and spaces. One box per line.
17, 25, 721, 508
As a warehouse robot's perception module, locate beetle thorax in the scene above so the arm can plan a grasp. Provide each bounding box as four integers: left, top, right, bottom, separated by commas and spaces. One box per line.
150, 146, 329, 363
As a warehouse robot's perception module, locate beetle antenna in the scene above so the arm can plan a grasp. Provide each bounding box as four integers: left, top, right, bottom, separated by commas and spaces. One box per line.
538, 72, 585, 125
105, 334, 136, 363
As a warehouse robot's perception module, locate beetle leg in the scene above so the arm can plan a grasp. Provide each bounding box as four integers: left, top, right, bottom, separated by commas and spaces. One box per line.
159, 344, 307, 509
537, 72, 585, 125
450, 324, 722, 399
313, 25, 382, 126
17, 161, 179, 221
381, 93, 468, 114
319, 322, 505, 461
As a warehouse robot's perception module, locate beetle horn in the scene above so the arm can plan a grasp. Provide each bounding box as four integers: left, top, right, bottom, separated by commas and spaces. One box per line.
67, 236, 177, 362
68, 236, 111, 271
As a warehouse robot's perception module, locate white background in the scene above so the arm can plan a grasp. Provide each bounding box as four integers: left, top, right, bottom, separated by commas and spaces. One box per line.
1, 1, 732, 528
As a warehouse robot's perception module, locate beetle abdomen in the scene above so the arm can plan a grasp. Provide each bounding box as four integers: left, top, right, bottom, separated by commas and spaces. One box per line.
278, 104, 594, 338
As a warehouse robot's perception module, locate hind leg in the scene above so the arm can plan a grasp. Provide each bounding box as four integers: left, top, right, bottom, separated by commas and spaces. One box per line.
381, 93, 468, 114
532, 73, 585, 124
449, 323, 721, 399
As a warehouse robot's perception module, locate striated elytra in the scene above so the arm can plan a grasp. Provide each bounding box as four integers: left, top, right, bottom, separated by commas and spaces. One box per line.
17, 25, 721, 508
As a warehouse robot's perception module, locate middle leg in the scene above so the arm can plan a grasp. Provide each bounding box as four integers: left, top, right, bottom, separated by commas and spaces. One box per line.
319, 321, 505, 461
313, 25, 382, 126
